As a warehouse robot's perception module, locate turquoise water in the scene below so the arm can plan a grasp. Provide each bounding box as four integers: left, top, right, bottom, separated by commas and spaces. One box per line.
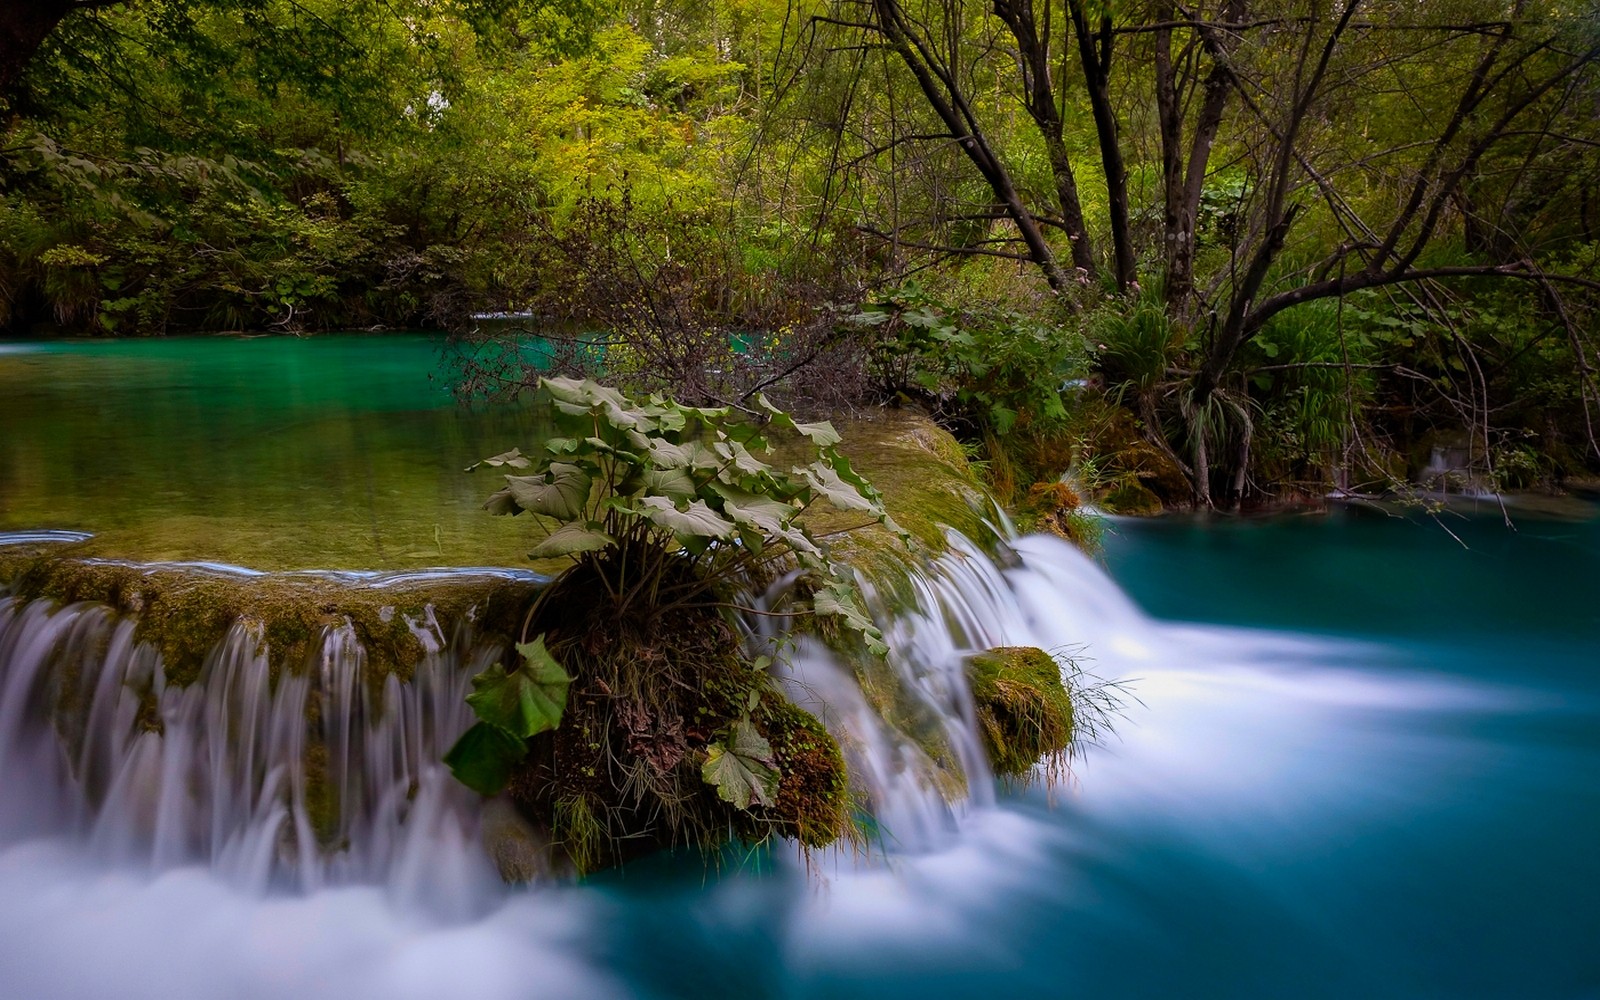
0, 334, 544, 568
566, 511, 1600, 999
1, 336, 1596, 998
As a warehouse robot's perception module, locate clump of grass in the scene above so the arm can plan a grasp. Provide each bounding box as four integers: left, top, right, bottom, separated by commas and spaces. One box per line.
967, 646, 1076, 780
966, 644, 1134, 784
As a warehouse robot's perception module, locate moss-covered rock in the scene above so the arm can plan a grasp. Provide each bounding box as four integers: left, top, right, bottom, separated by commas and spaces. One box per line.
1016, 481, 1105, 553
752, 698, 850, 848
966, 645, 1074, 779
491, 562, 851, 876
1101, 480, 1164, 516
0, 548, 538, 686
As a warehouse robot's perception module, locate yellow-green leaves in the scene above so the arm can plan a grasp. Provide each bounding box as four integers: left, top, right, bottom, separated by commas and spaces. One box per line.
702, 717, 779, 810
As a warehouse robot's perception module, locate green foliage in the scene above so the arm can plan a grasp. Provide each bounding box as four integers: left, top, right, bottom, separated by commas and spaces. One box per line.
443, 721, 531, 796
1090, 290, 1186, 401
469, 637, 573, 737
447, 377, 900, 833
852, 282, 1087, 438
966, 646, 1074, 781
445, 635, 573, 795
702, 715, 780, 809
472, 376, 901, 655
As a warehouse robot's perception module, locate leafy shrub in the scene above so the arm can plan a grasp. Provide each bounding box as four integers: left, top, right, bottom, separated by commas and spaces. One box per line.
851, 281, 1086, 438
444, 377, 902, 871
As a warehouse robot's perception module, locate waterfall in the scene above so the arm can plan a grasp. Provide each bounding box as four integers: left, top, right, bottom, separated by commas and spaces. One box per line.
0, 532, 1142, 893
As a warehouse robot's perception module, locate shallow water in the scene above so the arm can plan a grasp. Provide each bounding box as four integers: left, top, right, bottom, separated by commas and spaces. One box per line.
0, 335, 542, 568
2, 336, 1597, 998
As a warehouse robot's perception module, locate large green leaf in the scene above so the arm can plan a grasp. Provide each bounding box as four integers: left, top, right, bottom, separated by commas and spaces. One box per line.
702, 717, 779, 810
710, 482, 798, 535
529, 521, 616, 558
713, 439, 772, 477
754, 394, 842, 447
813, 581, 888, 656
505, 463, 592, 521
640, 466, 697, 503
638, 496, 738, 540
795, 461, 874, 512
483, 485, 522, 516
443, 721, 529, 796
647, 437, 721, 471
541, 376, 628, 413
466, 636, 572, 738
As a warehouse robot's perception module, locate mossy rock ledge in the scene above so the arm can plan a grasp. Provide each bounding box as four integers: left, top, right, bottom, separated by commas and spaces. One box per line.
966, 645, 1074, 779
0, 546, 538, 686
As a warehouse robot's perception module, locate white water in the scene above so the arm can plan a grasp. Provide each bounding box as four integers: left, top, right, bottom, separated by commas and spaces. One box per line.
0, 532, 1562, 999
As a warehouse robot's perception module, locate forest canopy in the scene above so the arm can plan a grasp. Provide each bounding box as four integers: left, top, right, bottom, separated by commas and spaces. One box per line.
2, 0, 1598, 505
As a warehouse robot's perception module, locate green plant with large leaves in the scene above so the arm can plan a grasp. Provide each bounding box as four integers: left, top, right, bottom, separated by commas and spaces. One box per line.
444, 376, 903, 813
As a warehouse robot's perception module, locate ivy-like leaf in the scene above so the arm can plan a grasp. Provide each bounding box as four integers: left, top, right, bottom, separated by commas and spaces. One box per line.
702, 717, 779, 810
529, 521, 616, 558
443, 721, 529, 796
466, 636, 572, 738
505, 463, 592, 521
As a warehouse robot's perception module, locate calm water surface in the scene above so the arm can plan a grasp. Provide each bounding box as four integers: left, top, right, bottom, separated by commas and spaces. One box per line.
1, 335, 1596, 999
0, 334, 541, 568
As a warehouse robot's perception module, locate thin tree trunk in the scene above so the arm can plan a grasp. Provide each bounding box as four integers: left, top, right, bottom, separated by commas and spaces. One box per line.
993, 0, 1097, 277
1154, 1, 1243, 320
870, 0, 1075, 295
1067, 0, 1136, 292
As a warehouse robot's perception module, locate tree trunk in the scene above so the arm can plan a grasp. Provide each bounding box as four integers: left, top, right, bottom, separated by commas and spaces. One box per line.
993, 0, 1097, 278
1154, 1, 1243, 321
1067, 0, 1136, 292
870, 0, 1075, 295
0, 1, 84, 97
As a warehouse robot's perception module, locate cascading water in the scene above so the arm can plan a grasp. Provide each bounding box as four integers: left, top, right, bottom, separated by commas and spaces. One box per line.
2, 513, 1597, 1000
0, 588, 512, 908
0, 532, 1113, 897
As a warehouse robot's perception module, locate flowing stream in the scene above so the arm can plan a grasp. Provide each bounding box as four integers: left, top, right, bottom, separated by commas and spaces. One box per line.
2, 336, 1597, 998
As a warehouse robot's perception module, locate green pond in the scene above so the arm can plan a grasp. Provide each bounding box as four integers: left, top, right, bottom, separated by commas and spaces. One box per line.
0, 334, 542, 568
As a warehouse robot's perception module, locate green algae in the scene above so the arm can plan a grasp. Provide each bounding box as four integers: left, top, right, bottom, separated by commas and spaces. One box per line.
966, 645, 1075, 780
